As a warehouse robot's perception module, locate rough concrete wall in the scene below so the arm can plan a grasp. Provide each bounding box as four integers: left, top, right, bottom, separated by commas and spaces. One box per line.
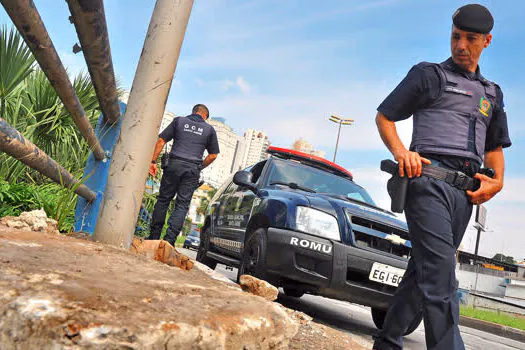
0, 227, 299, 349
457, 268, 506, 296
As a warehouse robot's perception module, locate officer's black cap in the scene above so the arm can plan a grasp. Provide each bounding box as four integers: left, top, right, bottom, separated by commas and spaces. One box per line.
452, 4, 494, 34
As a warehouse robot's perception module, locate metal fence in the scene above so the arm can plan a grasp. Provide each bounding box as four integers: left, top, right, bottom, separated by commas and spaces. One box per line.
459, 263, 517, 278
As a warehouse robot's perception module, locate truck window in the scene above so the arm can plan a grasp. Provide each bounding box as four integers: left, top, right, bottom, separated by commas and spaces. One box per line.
268, 159, 376, 206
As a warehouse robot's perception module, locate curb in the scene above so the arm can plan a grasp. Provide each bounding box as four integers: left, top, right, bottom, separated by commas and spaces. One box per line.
459, 315, 525, 343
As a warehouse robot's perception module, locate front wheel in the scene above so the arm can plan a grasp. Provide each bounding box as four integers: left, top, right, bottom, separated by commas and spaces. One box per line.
196, 227, 217, 270
371, 308, 422, 336
237, 228, 268, 283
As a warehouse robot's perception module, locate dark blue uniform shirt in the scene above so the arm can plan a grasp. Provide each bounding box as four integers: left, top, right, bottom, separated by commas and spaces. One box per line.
159, 114, 220, 164
378, 57, 511, 174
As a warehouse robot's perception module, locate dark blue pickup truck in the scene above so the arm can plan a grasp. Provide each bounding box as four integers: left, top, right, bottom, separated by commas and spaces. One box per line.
197, 146, 421, 334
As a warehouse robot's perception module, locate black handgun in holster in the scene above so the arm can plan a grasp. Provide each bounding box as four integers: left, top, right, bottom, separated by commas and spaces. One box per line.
473, 167, 495, 190
160, 142, 169, 170
160, 152, 169, 170
381, 159, 408, 214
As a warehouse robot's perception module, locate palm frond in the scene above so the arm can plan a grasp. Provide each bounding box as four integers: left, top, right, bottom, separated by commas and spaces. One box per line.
0, 26, 35, 116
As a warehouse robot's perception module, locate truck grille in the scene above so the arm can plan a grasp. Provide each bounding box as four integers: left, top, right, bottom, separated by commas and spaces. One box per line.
348, 215, 411, 259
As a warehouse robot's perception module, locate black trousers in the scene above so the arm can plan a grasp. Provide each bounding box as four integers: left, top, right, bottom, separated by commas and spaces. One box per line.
373, 176, 472, 350
147, 159, 200, 245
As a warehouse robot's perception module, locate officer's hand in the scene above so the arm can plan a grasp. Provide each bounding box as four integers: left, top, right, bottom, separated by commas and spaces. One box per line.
394, 150, 431, 178
466, 173, 503, 205
149, 163, 157, 177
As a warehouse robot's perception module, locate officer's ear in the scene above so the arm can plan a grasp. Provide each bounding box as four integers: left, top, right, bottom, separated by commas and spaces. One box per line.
483, 33, 492, 48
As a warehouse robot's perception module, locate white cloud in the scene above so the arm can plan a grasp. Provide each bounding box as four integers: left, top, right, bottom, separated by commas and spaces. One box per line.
236, 76, 250, 94
206, 80, 407, 154
218, 76, 251, 94
179, 38, 345, 73
221, 79, 235, 91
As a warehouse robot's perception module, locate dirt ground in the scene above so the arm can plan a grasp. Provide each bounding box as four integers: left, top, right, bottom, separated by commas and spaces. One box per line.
289, 317, 368, 349
0, 226, 368, 349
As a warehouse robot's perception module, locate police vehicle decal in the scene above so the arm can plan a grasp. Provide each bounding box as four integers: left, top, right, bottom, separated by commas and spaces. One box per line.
290, 237, 332, 255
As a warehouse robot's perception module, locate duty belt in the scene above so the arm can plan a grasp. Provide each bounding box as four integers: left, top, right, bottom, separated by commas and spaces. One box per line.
421, 164, 477, 191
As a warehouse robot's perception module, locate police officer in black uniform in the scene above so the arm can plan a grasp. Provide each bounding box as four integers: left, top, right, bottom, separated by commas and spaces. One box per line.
147, 104, 220, 246
373, 4, 511, 350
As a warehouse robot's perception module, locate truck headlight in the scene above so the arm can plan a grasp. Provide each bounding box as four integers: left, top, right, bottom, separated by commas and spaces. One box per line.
295, 206, 340, 241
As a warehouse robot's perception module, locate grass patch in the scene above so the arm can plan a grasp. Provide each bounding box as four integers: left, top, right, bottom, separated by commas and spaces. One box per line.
460, 306, 525, 331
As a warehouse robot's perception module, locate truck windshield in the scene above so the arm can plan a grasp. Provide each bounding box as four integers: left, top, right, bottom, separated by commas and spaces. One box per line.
267, 159, 376, 206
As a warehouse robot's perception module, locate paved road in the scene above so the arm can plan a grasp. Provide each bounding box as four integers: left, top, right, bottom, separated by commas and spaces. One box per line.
180, 247, 525, 350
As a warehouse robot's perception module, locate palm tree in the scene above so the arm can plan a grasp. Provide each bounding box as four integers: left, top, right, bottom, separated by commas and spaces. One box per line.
0, 25, 35, 120
0, 26, 36, 182
0, 26, 123, 232
0, 26, 103, 183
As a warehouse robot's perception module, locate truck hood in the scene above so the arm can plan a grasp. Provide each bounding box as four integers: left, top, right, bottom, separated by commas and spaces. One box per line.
265, 187, 408, 235
306, 193, 409, 234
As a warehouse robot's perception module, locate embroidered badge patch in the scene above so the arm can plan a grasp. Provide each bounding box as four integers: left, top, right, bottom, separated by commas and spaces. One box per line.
479, 97, 491, 116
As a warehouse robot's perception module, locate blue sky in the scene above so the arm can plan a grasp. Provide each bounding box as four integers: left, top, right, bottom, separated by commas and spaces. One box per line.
1, 1, 523, 259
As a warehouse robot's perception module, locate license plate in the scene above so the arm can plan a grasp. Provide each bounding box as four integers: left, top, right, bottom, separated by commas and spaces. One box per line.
369, 262, 406, 287
191, 242, 199, 246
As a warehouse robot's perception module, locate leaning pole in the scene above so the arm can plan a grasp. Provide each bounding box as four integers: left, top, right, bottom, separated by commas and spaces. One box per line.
94, 0, 194, 247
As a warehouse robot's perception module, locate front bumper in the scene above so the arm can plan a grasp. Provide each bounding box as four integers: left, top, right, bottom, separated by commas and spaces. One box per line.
265, 227, 408, 309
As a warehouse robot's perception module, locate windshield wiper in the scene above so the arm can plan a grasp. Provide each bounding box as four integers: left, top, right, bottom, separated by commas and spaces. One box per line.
270, 182, 316, 193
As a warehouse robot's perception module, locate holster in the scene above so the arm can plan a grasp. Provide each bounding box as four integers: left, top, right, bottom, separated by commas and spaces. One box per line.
160, 153, 169, 170
381, 159, 409, 214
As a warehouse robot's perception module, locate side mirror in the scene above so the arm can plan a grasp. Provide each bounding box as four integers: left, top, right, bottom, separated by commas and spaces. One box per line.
233, 170, 258, 194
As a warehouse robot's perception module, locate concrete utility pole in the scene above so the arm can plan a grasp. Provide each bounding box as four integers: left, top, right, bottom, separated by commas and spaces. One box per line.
94, 0, 194, 247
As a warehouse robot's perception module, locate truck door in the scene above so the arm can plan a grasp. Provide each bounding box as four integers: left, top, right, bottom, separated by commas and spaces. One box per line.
214, 182, 240, 255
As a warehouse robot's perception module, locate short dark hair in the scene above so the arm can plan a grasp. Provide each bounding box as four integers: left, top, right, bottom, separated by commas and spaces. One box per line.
192, 104, 209, 118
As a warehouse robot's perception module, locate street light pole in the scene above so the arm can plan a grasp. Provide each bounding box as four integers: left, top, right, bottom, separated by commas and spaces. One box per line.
333, 122, 342, 163
329, 115, 354, 163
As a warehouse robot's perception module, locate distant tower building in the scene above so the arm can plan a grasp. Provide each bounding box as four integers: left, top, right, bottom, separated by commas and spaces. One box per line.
159, 111, 176, 150
231, 135, 246, 173
292, 138, 325, 158
240, 129, 271, 169
201, 118, 238, 188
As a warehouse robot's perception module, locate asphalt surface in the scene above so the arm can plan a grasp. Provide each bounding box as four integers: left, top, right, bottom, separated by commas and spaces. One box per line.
180, 247, 525, 350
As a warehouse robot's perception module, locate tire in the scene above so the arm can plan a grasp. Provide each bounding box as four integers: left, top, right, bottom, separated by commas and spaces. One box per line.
196, 227, 217, 270
237, 228, 268, 283
283, 287, 304, 298
371, 308, 422, 336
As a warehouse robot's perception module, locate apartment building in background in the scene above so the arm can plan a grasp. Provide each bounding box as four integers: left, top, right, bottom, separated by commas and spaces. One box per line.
231, 135, 246, 173
200, 118, 238, 188
292, 138, 325, 158
239, 129, 271, 169
186, 183, 215, 225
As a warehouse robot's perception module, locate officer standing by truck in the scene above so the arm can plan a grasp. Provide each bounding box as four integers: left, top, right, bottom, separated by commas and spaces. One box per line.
373, 4, 511, 350
147, 104, 220, 246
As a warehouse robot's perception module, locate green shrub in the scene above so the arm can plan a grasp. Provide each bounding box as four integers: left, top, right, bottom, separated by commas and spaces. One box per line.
0, 180, 77, 232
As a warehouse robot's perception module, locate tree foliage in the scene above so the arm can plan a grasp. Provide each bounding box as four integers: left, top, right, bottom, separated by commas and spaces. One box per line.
0, 26, 110, 232
492, 253, 516, 265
